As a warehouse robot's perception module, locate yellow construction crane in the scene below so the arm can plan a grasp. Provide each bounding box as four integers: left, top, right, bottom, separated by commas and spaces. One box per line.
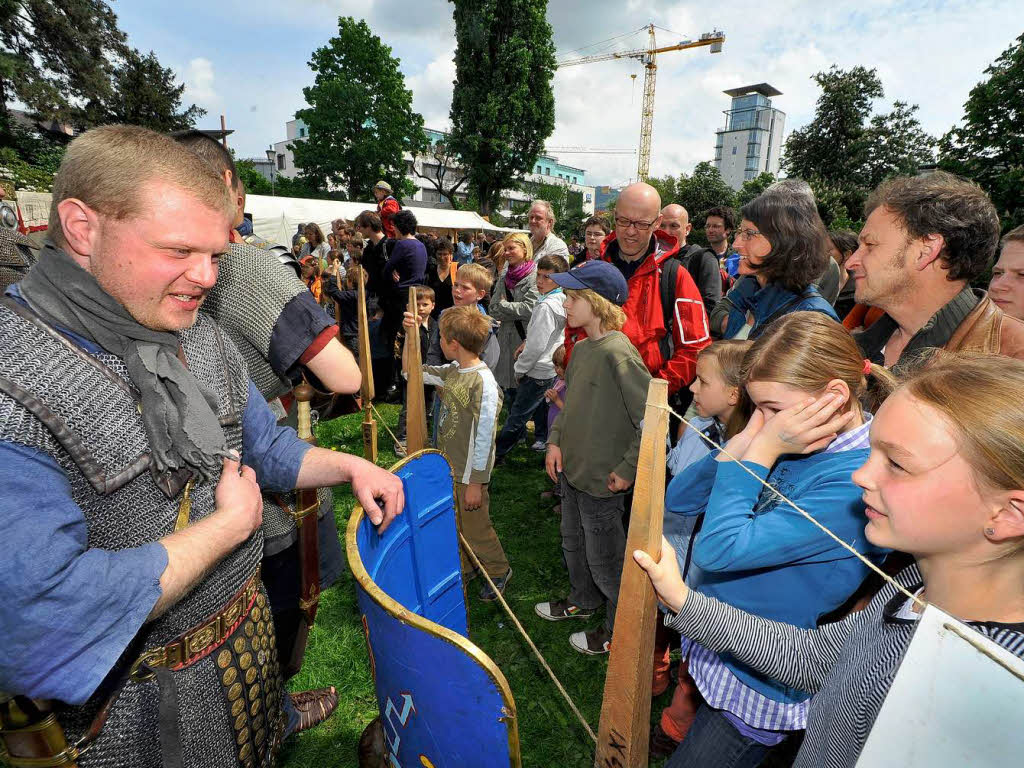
558, 25, 725, 180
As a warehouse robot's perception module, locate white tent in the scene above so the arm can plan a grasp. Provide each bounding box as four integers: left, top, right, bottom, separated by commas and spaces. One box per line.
246, 193, 523, 246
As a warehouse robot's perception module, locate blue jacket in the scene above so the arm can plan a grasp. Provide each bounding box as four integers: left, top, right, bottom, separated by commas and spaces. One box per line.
724, 277, 837, 339
666, 450, 886, 704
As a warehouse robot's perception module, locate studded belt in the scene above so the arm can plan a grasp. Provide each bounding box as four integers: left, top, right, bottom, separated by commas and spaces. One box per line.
130, 569, 261, 682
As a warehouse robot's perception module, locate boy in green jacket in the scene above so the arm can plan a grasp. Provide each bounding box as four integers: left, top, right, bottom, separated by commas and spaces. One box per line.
536, 260, 652, 654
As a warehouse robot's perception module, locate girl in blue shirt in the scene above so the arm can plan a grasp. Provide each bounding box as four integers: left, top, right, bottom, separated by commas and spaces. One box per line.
657, 312, 893, 767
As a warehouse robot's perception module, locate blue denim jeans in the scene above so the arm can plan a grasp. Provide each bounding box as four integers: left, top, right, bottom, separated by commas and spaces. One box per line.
666, 703, 778, 768
495, 375, 555, 457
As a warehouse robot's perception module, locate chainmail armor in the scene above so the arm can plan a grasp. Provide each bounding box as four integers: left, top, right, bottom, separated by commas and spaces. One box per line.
202, 242, 306, 401
201, 241, 332, 555
0, 303, 283, 768
0, 228, 37, 293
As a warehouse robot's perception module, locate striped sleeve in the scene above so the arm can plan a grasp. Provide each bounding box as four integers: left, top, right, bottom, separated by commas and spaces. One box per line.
665, 587, 860, 695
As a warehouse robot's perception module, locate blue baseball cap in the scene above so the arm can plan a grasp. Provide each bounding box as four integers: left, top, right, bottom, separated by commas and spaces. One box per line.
550, 259, 629, 306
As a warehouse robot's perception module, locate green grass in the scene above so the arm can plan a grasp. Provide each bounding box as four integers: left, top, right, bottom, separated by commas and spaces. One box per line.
279, 405, 671, 767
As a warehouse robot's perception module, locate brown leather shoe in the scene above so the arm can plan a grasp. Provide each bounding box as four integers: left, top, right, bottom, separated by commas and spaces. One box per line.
289, 687, 339, 733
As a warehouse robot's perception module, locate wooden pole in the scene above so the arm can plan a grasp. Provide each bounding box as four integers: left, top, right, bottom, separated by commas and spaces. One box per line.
403, 286, 428, 453
356, 271, 377, 463
284, 381, 322, 679
594, 378, 669, 768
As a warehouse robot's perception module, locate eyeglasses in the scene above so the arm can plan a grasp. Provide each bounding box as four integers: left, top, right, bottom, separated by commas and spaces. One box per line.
735, 228, 763, 241
614, 216, 657, 232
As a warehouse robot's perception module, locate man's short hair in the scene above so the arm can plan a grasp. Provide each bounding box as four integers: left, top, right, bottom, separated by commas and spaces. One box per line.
536, 254, 569, 273
439, 305, 492, 354
865, 171, 1000, 283
530, 199, 555, 223
414, 285, 436, 303
49, 125, 234, 247
354, 210, 383, 233
173, 130, 239, 190
392, 209, 417, 236
1002, 224, 1024, 248
703, 205, 735, 231
455, 263, 493, 293
583, 215, 610, 234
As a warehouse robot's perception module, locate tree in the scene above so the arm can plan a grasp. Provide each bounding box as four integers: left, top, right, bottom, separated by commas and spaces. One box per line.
646, 174, 683, 208
412, 136, 470, 209
736, 172, 776, 208
675, 162, 737, 220
84, 49, 204, 132
782, 66, 934, 217
1, 0, 127, 129
448, 0, 557, 215
939, 33, 1024, 230
292, 17, 425, 201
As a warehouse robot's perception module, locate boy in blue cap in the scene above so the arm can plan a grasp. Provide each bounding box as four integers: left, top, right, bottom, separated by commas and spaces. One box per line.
535, 260, 652, 654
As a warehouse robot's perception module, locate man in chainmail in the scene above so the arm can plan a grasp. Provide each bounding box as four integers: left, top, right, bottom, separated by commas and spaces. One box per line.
172, 131, 364, 722
0, 126, 404, 768
0, 186, 37, 291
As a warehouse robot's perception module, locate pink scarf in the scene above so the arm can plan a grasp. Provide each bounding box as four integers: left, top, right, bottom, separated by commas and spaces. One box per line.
504, 260, 536, 294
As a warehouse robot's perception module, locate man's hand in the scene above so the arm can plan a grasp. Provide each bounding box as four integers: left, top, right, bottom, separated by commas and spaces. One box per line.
545, 444, 562, 483
349, 457, 405, 532
607, 471, 633, 494
402, 310, 418, 330
632, 537, 688, 614
464, 482, 483, 510
513, 341, 525, 360
392, 270, 400, 282
215, 453, 263, 546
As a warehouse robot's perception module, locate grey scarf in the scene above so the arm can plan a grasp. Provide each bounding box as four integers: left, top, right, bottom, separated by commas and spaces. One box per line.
20, 242, 228, 492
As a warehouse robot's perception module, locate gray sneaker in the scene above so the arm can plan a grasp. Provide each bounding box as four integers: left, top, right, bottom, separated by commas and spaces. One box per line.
534, 598, 596, 621
530, 440, 547, 452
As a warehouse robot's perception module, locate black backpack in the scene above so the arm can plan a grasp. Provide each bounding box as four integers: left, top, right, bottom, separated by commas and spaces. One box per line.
658, 256, 682, 363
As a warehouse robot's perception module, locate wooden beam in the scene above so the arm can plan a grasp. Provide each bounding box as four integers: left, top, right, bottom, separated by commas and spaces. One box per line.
355, 271, 377, 463
403, 287, 428, 453
594, 378, 669, 768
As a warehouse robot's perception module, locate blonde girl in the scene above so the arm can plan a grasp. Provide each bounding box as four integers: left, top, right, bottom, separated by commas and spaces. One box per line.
650, 311, 893, 767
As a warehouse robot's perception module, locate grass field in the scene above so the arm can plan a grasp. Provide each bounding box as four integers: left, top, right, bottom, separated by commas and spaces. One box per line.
276, 405, 672, 768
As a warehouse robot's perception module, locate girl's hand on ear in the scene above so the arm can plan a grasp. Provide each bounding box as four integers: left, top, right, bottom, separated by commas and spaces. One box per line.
717, 407, 765, 461
746, 394, 855, 466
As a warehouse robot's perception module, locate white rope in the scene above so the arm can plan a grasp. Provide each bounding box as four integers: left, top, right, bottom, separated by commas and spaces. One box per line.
659, 404, 928, 611
459, 534, 599, 745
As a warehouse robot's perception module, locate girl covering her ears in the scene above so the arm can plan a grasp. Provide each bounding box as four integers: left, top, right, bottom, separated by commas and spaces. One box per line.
654, 311, 893, 767
651, 339, 751, 750
637, 351, 1024, 768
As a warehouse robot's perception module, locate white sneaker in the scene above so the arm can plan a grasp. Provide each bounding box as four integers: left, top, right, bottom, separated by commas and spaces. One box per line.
530, 440, 547, 452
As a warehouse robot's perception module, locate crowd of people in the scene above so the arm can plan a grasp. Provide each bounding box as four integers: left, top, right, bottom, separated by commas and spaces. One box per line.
1, 121, 1024, 768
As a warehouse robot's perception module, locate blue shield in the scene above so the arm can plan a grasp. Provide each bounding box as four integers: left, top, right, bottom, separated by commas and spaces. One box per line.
346, 450, 520, 768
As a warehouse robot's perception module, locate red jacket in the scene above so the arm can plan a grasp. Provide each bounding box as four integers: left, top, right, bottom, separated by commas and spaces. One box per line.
564, 230, 710, 394
377, 196, 401, 239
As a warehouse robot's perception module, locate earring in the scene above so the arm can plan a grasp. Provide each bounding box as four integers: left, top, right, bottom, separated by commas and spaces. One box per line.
984, 527, 996, 537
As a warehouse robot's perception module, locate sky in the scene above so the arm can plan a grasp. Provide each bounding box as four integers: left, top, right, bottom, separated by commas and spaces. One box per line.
115, 0, 1019, 188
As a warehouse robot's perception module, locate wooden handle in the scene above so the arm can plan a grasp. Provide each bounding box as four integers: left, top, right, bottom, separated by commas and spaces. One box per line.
403, 287, 428, 453
294, 381, 314, 443
594, 378, 669, 768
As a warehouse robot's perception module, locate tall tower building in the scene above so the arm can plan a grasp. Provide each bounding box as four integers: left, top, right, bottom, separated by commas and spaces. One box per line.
714, 84, 786, 190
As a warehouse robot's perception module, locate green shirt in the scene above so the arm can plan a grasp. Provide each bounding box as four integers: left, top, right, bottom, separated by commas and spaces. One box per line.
548, 331, 652, 497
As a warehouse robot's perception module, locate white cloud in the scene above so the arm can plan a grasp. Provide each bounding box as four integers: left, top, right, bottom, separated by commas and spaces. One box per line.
183, 57, 218, 107
129, 0, 1019, 184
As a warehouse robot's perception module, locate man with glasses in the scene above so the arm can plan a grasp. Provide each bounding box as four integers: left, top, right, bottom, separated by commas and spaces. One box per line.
565, 182, 709, 397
